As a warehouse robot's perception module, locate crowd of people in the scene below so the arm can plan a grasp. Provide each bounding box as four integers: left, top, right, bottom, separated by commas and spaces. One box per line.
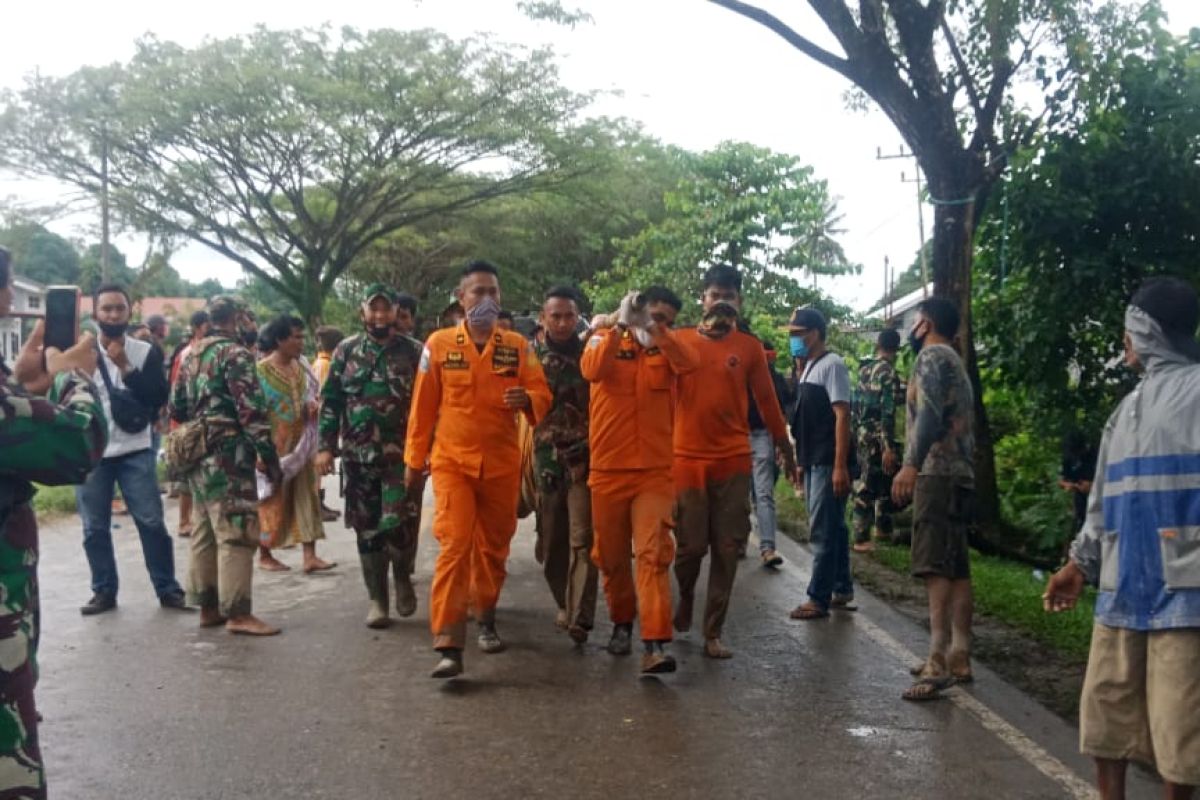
0, 240, 1196, 798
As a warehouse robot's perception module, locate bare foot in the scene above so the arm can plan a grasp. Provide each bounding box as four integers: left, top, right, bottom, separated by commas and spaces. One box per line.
258, 554, 291, 572
303, 558, 337, 574
226, 615, 281, 636
199, 607, 227, 628
704, 638, 733, 659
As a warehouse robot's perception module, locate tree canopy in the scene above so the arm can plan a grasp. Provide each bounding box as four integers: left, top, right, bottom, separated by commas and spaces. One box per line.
0, 26, 596, 324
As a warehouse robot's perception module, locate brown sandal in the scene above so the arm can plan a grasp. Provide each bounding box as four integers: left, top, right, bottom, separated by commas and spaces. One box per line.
789, 602, 830, 620
902, 674, 955, 701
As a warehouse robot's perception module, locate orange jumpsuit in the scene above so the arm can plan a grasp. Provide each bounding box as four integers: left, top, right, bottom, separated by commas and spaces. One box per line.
672, 327, 790, 640
405, 323, 552, 649
581, 326, 698, 642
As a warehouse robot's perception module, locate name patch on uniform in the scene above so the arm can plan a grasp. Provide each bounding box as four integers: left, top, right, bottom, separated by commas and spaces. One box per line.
644, 347, 661, 356
615, 349, 637, 360
446, 351, 464, 362
492, 345, 520, 370
443, 351, 469, 370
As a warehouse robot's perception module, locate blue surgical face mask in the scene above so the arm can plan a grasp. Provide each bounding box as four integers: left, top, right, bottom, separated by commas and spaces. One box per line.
789, 334, 808, 358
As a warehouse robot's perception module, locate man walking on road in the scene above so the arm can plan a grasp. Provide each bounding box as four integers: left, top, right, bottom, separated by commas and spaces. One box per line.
582, 286, 697, 675
1044, 277, 1200, 798
787, 306, 855, 620
851, 328, 905, 553
748, 335, 792, 567
532, 286, 597, 644
890, 298, 975, 700
405, 261, 551, 678
672, 266, 794, 659
77, 284, 188, 615
170, 295, 282, 636
316, 285, 424, 629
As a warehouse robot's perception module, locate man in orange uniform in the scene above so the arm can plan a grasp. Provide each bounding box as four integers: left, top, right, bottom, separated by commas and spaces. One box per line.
405, 260, 552, 679
673, 265, 795, 659
582, 286, 698, 675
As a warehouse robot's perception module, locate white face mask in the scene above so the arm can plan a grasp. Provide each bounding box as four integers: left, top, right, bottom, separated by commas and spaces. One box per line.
634, 327, 655, 348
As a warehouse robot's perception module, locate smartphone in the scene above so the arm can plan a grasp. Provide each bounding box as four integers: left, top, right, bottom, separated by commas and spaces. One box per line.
44, 286, 81, 351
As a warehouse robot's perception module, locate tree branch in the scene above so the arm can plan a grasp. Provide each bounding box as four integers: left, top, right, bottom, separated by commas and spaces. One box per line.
707, 0, 856, 81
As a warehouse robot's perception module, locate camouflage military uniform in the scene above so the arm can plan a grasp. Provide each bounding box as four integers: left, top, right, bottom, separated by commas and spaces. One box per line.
318, 330, 423, 607
852, 356, 905, 543
170, 326, 279, 618
0, 368, 107, 799
532, 337, 597, 635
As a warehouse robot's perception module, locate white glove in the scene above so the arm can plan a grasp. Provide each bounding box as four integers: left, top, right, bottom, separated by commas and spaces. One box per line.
616, 291, 649, 329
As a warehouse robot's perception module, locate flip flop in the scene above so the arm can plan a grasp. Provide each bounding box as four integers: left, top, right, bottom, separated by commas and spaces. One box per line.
789, 603, 830, 620
902, 674, 956, 702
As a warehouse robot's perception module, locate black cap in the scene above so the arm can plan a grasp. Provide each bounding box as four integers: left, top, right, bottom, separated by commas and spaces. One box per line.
1132, 276, 1200, 361
788, 306, 827, 339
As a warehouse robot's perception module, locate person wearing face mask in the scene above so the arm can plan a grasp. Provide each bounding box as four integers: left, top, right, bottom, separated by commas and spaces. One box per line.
405, 260, 552, 678
169, 294, 283, 636
316, 285, 425, 628
786, 306, 855, 621
889, 297, 975, 701
583, 286, 698, 675
77, 284, 186, 616
669, 265, 795, 660
1043, 277, 1200, 797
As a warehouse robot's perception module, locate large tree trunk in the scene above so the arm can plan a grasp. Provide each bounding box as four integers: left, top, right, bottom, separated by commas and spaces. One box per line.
928, 185, 1003, 550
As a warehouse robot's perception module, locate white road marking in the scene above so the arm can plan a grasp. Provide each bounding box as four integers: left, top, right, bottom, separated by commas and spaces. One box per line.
851, 608, 1095, 799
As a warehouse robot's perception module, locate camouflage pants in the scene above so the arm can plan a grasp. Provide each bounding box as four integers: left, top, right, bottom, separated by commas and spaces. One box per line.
0, 503, 45, 799
852, 467, 896, 544
343, 462, 417, 572
186, 481, 256, 619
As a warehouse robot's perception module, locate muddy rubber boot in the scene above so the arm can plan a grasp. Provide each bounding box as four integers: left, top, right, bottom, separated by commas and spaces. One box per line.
393, 558, 417, 619
477, 609, 506, 653
360, 552, 391, 629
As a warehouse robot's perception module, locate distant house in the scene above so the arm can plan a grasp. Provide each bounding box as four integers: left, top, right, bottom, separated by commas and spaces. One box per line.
0, 276, 46, 363
80, 296, 207, 335
866, 282, 934, 335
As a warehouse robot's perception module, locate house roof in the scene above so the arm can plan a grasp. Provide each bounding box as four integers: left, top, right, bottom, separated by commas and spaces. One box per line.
868, 282, 933, 321
80, 296, 207, 320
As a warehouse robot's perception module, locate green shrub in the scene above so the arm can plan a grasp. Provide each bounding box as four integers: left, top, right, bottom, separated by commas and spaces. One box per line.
993, 429, 1074, 559
32, 484, 79, 517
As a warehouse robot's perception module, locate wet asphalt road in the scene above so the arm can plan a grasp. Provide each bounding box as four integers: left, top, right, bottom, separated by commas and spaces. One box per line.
32, 480, 1155, 799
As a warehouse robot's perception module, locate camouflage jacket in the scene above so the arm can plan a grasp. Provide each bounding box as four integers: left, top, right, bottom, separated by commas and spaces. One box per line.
168, 333, 280, 506
852, 356, 905, 459
532, 337, 590, 491
0, 369, 108, 491
904, 343, 974, 481
318, 332, 422, 467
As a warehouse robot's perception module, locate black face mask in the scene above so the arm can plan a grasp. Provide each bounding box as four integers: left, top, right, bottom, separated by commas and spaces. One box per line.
368, 325, 393, 341
97, 321, 129, 339
908, 323, 926, 355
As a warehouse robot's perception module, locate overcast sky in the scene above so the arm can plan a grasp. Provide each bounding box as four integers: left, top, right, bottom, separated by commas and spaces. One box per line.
2, 0, 1197, 310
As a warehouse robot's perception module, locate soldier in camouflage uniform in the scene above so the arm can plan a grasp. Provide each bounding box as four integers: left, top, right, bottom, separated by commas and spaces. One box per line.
533, 286, 597, 644
0, 245, 108, 799
851, 328, 905, 552
316, 284, 424, 629
169, 295, 283, 636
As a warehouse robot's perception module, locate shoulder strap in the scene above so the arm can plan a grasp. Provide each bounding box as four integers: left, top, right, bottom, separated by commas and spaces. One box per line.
94, 341, 116, 391
800, 351, 832, 383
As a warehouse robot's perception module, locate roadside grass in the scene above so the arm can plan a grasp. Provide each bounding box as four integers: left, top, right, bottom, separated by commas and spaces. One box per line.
773, 477, 1096, 660
871, 542, 1096, 660
33, 484, 79, 517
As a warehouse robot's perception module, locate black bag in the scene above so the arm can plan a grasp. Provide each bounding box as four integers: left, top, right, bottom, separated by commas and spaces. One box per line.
95, 347, 152, 434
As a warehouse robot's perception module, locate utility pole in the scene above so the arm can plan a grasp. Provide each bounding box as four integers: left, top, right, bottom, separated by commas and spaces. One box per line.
100, 121, 111, 283
876, 146, 929, 298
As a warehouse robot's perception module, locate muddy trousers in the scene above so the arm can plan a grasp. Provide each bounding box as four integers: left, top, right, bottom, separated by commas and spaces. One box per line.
356, 530, 418, 607
537, 480, 598, 631
186, 491, 255, 618
429, 469, 519, 650
673, 456, 752, 641
590, 470, 676, 642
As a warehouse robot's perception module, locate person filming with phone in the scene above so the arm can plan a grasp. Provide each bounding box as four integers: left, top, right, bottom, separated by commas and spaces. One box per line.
76, 283, 187, 616
0, 246, 109, 798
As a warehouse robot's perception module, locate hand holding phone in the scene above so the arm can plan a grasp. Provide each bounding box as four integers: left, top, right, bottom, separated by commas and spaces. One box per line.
44, 286, 81, 351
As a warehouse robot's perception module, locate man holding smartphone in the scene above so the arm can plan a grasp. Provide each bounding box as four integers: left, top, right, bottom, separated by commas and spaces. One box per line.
77, 284, 186, 615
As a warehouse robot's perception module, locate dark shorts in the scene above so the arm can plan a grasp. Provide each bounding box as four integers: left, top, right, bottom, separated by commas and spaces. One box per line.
910, 475, 973, 580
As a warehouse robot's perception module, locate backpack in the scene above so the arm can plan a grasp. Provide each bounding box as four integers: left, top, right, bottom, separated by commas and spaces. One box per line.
163, 340, 233, 476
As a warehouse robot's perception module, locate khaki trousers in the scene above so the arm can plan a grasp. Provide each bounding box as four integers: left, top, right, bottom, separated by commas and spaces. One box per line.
673, 455, 752, 640
186, 492, 256, 618
537, 480, 598, 630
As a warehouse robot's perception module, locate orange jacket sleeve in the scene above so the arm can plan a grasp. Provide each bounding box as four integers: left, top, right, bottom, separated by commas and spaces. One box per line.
580, 327, 623, 383
404, 342, 442, 471
653, 327, 699, 375
520, 339, 552, 426
747, 342, 789, 441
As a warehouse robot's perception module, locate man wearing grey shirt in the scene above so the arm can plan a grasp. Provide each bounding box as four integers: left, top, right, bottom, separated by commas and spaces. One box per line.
892, 297, 975, 701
